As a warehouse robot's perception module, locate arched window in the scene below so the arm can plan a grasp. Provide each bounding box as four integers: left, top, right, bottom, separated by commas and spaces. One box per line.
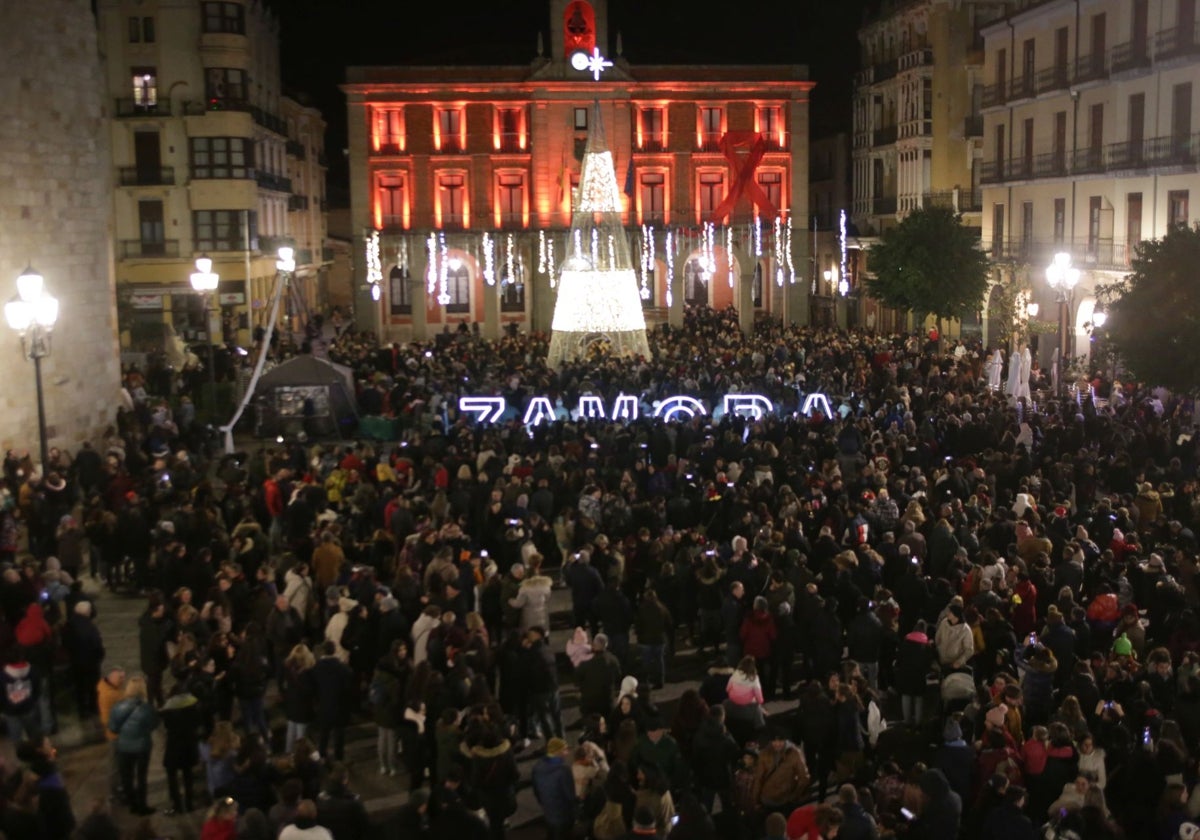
389, 265, 410, 315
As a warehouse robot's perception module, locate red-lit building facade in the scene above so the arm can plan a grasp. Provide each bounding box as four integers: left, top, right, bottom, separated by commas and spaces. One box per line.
344, 0, 813, 339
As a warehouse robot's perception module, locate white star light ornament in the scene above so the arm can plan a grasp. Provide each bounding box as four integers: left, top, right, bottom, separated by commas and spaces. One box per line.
571, 47, 613, 81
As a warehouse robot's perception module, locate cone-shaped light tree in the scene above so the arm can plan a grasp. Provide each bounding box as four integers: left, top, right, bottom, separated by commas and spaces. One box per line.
546, 102, 651, 368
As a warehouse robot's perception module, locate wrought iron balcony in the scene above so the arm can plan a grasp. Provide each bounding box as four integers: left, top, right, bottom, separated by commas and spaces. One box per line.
117, 166, 175, 186
120, 239, 179, 259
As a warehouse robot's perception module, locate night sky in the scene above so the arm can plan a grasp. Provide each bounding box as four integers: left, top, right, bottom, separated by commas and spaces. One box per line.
276, 0, 871, 202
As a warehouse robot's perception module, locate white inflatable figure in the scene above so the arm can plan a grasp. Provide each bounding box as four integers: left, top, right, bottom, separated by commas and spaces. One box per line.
1009, 343, 1033, 402
1006, 343, 1024, 397
1051, 347, 1060, 397
986, 349, 1004, 391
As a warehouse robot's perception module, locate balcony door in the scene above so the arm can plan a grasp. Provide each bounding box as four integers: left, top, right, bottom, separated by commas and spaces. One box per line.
134, 131, 161, 184
1173, 83, 1193, 160
138, 200, 165, 255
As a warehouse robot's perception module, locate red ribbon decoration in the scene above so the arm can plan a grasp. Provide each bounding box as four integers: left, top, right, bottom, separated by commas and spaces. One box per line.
707, 132, 778, 223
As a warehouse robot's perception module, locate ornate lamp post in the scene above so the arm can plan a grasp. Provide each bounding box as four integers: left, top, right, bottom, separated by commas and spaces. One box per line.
1045, 252, 1080, 396
5, 267, 59, 471
190, 254, 220, 418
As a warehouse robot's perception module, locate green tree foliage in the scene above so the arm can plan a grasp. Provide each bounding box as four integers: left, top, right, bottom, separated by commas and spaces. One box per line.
865, 206, 991, 334
1101, 224, 1200, 392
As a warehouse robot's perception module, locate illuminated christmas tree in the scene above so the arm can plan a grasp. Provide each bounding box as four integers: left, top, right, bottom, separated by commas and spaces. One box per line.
546, 102, 650, 368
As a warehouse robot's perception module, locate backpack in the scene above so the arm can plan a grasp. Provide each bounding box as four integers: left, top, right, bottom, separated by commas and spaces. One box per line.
368, 671, 389, 707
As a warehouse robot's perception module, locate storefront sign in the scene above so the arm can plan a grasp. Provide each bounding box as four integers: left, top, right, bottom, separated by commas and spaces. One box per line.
218, 292, 246, 305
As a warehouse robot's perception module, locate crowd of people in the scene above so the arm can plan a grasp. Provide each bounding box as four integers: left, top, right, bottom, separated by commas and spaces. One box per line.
0, 306, 1198, 840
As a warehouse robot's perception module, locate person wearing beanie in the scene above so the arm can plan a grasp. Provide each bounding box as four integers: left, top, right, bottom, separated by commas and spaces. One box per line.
936, 718, 974, 804
532, 736, 575, 840
1112, 633, 1134, 658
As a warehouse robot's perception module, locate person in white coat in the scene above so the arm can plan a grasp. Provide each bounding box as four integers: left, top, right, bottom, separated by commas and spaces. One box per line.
986, 349, 1004, 391
508, 556, 554, 632
410, 604, 441, 665
323, 596, 358, 662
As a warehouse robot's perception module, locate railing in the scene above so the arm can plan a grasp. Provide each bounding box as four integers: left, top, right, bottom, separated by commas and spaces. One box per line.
114, 98, 170, 118
288, 194, 309, 211
371, 142, 402, 156
1106, 139, 1145, 169
286, 140, 307, 160
1033, 151, 1068, 178
872, 196, 897, 215
963, 115, 983, 137
1009, 74, 1036, 101
1074, 52, 1108, 83
922, 189, 982, 213
120, 239, 179, 259
1155, 22, 1200, 59
898, 48, 933, 71
873, 125, 898, 146
256, 171, 292, 192
1141, 133, 1199, 166
1111, 39, 1151, 73
1035, 65, 1071, 94
899, 120, 932, 139
496, 134, 528, 154
498, 213, 524, 229
979, 159, 1006, 183
191, 166, 255, 181
981, 82, 1006, 109
697, 136, 723, 152
117, 166, 174, 186
252, 106, 287, 135
986, 238, 1132, 270
1072, 147, 1105, 174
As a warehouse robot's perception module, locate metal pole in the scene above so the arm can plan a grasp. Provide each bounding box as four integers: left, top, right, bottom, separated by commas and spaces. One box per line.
206, 292, 218, 420
33, 345, 49, 472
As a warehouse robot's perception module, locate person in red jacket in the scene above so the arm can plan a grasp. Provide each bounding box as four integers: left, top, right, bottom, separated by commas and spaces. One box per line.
200, 796, 238, 840
786, 802, 843, 839
740, 596, 777, 675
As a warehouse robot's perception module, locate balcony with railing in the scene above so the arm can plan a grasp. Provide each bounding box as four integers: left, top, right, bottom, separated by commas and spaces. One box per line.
286, 140, 307, 160
898, 48, 933, 72
923, 188, 982, 213
114, 98, 170, 118
899, 120, 933, 140
1155, 22, 1200, 60
990, 238, 1132, 269
981, 82, 1006, 109
120, 239, 179, 259
1034, 151, 1068, 178
495, 133, 529, 154
1073, 51, 1108, 83
252, 106, 287, 135
117, 166, 175, 186
256, 171, 293, 192
1111, 38, 1152, 73
1071, 147, 1105, 174
1008, 74, 1036, 102
873, 124, 898, 146
1035, 65, 1071, 94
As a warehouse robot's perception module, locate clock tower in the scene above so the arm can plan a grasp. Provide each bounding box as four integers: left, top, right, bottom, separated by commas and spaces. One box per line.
551, 0, 609, 67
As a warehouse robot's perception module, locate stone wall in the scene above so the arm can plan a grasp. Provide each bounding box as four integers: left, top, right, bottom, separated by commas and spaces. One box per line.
0, 1, 121, 462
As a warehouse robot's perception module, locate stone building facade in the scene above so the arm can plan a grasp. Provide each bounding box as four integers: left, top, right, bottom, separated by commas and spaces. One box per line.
0, 1, 122, 458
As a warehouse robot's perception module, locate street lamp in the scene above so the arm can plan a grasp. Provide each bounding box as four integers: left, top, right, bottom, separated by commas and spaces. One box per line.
190, 254, 220, 419
1045, 252, 1080, 395
5, 266, 59, 471
823, 267, 837, 295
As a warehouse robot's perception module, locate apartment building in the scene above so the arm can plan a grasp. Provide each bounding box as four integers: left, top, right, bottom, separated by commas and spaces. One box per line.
980, 0, 1200, 355
344, 0, 813, 340
98, 0, 330, 352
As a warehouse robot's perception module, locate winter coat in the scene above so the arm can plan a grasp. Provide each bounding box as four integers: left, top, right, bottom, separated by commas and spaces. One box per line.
635, 597, 672, 645
138, 611, 169, 675
725, 670, 764, 706
593, 587, 634, 635
631, 732, 689, 790
847, 610, 884, 663
508, 574, 554, 631
690, 717, 739, 792
566, 628, 593, 667
574, 650, 622, 715
468, 739, 519, 818
282, 664, 316, 724
161, 692, 202, 769
909, 769, 962, 840
979, 802, 1035, 840
1, 661, 38, 716
750, 741, 809, 807
739, 609, 777, 660
15, 603, 51, 649
97, 674, 123, 741
531, 755, 577, 828
411, 613, 440, 664
108, 697, 160, 754
311, 655, 354, 725
936, 741, 974, 804
895, 631, 934, 696
935, 618, 974, 669
315, 788, 369, 840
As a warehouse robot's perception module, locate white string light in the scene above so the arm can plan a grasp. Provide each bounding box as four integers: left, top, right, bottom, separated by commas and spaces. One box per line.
573, 229, 583, 260
773, 216, 784, 286
665, 229, 675, 308
726, 226, 735, 288
537, 230, 547, 274
591, 228, 599, 268
482, 232, 495, 286
839, 209, 849, 296
426, 234, 437, 295
365, 229, 382, 288
506, 233, 516, 285
548, 236, 557, 288
437, 233, 450, 306
785, 219, 796, 284
754, 216, 763, 257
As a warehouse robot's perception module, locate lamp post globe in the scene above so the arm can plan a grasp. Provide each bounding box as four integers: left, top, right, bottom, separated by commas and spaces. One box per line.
6, 267, 57, 472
